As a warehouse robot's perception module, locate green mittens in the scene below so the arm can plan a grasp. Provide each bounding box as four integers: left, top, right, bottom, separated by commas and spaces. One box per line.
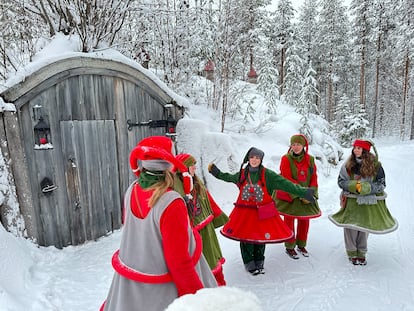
348, 180, 371, 195
359, 182, 372, 195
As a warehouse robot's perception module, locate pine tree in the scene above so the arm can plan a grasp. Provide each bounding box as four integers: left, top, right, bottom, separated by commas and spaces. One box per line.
315, 0, 352, 123
297, 63, 319, 117
270, 0, 296, 96
257, 59, 279, 114
395, 0, 414, 139
349, 0, 375, 113
283, 36, 306, 108
370, 0, 401, 137
335, 95, 354, 145
340, 100, 370, 145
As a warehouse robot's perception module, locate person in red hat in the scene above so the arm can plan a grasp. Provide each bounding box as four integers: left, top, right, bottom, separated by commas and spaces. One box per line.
329, 139, 398, 266
208, 147, 316, 275
274, 134, 321, 259
101, 136, 217, 311
174, 153, 229, 286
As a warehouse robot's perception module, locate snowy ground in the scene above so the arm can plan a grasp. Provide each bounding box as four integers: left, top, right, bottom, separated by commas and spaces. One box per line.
1, 137, 413, 311
1, 33, 412, 311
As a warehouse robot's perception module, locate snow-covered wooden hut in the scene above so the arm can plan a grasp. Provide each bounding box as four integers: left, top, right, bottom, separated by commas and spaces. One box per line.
0, 55, 183, 248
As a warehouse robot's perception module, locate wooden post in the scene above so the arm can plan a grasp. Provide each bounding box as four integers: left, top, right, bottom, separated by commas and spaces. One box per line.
1, 111, 38, 240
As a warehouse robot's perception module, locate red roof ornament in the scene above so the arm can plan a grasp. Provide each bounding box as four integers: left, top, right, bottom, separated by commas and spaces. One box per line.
247, 66, 258, 84
247, 67, 257, 78
204, 60, 215, 72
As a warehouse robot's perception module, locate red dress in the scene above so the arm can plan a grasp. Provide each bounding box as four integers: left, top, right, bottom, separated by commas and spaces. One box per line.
220, 169, 293, 244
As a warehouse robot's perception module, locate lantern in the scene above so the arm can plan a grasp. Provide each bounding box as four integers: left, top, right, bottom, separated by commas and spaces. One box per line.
34, 117, 51, 145
166, 115, 177, 134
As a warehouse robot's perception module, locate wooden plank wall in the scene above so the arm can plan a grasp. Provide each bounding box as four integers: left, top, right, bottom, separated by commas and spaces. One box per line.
12, 70, 180, 247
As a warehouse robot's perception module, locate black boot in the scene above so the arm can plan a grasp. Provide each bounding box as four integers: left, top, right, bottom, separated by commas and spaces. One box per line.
255, 260, 265, 274
245, 261, 260, 275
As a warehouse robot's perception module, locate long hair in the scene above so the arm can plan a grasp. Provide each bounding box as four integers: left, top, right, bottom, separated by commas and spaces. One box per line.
346, 149, 377, 178
146, 170, 175, 207
192, 174, 202, 195
238, 163, 264, 187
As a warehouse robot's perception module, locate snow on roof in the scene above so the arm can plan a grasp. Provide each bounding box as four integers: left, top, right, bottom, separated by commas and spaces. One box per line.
0, 33, 189, 111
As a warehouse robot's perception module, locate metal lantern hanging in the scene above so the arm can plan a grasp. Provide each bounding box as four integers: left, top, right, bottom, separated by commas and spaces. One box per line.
34, 116, 51, 145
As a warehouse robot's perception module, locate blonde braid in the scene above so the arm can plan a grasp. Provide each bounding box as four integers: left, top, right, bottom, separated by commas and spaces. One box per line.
148, 171, 175, 207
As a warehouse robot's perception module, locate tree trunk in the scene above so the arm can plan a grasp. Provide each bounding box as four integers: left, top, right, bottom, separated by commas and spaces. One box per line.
372, 33, 381, 138
0, 112, 36, 238
221, 57, 230, 132
401, 50, 409, 138
359, 35, 366, 111
279, 45, 285, 95
327, 51, 334, 122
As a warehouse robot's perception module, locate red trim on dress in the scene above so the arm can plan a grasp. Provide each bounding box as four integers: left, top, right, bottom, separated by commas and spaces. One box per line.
110, 227, 203, 284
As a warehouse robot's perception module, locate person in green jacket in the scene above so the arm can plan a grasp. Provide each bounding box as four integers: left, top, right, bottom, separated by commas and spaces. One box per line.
208, 147, 315, 275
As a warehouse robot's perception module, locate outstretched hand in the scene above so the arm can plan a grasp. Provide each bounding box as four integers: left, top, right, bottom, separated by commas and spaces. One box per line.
208, 163, 220, 177
303, 188, 316, 204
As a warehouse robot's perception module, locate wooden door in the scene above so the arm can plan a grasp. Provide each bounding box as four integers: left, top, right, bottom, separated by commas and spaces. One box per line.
60, 120, 122, 245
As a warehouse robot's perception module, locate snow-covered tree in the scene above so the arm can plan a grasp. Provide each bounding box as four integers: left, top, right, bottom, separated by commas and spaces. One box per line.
28, 0, 132, 52
283, 38, 305, 108
349, 0, 375, 112
297, 63, 319, 116
370, 0, 401, 138
315, 0, 352, 122
296, 0, 319, 69
0, 1, 43, 80
395, 0, 414, 139
339, 100, 370, 146
257, 58, 279, 114
269, 0, 296, 96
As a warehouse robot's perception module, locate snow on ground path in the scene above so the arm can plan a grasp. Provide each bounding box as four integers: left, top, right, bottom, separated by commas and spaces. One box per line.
219, 140, 414, 311
27, 231, 121, 311
11, 140, 414, 311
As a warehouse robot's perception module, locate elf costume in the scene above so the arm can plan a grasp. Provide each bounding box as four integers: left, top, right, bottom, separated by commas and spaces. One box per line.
329, 139, 398, 265
101, 136, 217, 311
174, 153, 229, 286
208, 147, 315, 274
274, 134, 321, 257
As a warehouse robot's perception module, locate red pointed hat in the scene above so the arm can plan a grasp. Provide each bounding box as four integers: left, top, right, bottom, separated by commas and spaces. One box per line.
129, 136, 188, 174
129, 136, 192, 195
176, 153, 196, 168
353, 139, 371, 152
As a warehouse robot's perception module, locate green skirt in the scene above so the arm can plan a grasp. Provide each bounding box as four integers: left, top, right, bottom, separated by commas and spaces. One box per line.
329, 197, 398, 234
275, 198, 321, 219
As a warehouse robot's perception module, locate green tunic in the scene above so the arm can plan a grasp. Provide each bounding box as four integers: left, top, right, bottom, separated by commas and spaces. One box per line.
174, 175, 228, 269
215, 166, 309, 198
274, 152, 321, 218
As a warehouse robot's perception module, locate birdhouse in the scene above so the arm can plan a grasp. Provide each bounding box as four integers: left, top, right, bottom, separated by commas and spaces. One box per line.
247, 66, 258, 84
204, 60, 215, 81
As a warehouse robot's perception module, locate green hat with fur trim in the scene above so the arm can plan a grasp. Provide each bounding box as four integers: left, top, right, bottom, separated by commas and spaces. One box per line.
290, 134, 307, 146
